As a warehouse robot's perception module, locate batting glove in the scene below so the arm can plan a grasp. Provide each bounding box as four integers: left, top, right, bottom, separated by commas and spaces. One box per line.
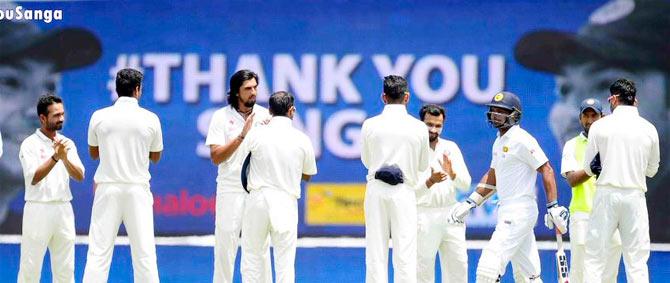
544, 201, 569, 234
448, 198, 476, 224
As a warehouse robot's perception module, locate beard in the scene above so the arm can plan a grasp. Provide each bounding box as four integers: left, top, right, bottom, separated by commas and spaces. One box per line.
429, 133, 438, 142
48, 122, 63, 131
243, 98, 256, 108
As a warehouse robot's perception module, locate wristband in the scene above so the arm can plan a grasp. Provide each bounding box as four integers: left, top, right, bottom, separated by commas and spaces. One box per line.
546, 200, 558, 208
51, 155, 59, 162
237, 135, 245, 141
477, 183, 496, 190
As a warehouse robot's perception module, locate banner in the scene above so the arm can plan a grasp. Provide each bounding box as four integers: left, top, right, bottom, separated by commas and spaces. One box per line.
1, 0, 669, 241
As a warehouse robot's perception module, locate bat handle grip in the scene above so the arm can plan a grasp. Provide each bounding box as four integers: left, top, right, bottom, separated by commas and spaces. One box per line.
555, 228, 564, 247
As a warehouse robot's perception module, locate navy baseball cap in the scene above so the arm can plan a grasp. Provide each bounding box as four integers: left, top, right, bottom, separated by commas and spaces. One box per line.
579, 98, 603, 115
515, 0, 670, 74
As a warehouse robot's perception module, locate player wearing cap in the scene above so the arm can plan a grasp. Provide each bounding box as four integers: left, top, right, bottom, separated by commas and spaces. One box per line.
361, 75, 431, 283
206, 69, 272, 283
560, 98, 621, 283
18, 95, 84, 283
414, 104, 472, 283
450, 91, 569, 282
515, 0, 670, 241
583, 79, 659, 282
83, 68, 163, 283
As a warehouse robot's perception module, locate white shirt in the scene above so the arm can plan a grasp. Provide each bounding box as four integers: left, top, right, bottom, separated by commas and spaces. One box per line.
560, 133, 587, 178
243, 116, 317, 199
205, 104, 271, 193
584, 106, 660, 191
415, 138, 472, 207
19, 129, 84, 202
490, 125, 548, 205
88, 97, 163, 186
361, 104, 431, 189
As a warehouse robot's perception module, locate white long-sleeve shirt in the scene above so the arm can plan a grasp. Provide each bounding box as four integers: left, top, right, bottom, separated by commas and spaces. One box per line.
205, 104, 271, 193
19, 129, 84, 202
584, 105, 660, 192
415, 138, 471, 207
361, 104, 431, 189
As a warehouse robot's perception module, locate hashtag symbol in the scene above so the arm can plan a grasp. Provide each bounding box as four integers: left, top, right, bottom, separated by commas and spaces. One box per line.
107, 54, 143, 100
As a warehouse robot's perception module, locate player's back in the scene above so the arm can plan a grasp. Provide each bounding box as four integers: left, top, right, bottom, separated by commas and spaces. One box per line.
89, 97, 162, 186
361, 105, 429, 188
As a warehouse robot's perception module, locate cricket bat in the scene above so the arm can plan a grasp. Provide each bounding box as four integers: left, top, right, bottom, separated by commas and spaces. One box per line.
555, 229, 570, 283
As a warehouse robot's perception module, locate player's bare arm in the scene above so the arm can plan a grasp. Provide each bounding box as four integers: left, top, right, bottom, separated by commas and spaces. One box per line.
89, 146, 99, 160
210, 112, 255, 165
564, 169, 591, 187
537, 162, 557, 203
149, 151, 162, 164
449, 168, 496, 223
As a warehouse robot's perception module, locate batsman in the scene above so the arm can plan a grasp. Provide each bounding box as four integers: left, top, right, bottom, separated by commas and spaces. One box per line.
450, 91, 569, 282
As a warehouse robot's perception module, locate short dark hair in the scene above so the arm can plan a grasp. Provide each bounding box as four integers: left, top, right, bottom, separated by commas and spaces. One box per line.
228, 69, 259, 110
269, 91, 294, 117
383, 75, 408, 102
37, 94, 62, 117
419, 104, 446, 121
116, 68, 143, 97
610, 78, 636, 105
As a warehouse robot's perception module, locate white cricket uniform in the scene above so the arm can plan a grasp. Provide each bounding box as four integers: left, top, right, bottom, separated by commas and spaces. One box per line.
583, 105, 659, 283
560, 133, 621, 283
476, 125, 547, 283
17, 129, 84, 283
83, 96, 163, 283
361, 104, 431, 283
415, 138, 471, 283
240, 116, 317, 283
205, 104, 272, 283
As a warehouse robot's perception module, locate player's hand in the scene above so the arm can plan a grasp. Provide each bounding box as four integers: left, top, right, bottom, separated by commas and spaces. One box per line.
448, 199, 476, 224
428, 167, 447, 186
590, 153, 601, 178
544, 204, 569, 234
53, 139, 69, 161
440, 152, 455, 180
240, 112, 256, 138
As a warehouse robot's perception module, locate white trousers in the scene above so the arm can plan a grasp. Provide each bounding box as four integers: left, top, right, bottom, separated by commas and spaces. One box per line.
83, 183, 159, 283
18, 201, 75, 283
365, 181, 417, 283
214, 191, 271, 283
417, 205, 467, 283
569, 212, 621, 283
585, 188, 649, 283
476, 201, 541, 282
241, 189, 298, 283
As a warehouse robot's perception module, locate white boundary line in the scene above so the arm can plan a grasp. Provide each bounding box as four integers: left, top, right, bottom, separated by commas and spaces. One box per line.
1, 235, 670, 251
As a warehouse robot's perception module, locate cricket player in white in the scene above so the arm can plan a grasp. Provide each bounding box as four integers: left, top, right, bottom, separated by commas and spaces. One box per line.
18, 95, 84, 283
240, 91, 317, 283
583, 79, 660, 283
415, 104, 471, 283
450, 91, 569, 282
206, 69, 272, 283
361, 75, 431, 283
560, 98, 621, 283
83, 68, 163, 283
